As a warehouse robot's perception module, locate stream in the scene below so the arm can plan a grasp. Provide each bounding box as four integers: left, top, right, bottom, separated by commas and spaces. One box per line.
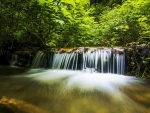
0, 66, 150, 113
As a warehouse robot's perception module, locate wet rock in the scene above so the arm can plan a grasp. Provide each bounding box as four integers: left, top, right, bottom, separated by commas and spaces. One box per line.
0, 96, 50, 113
0, 103, 15, 113
58, 49, 65, 54
76, 47, 84, 54
10, 50, 36, 67
125, 43, 150, 78
111, 48, 124, 55
86, 48, 97, 53
66, 49, 73, 53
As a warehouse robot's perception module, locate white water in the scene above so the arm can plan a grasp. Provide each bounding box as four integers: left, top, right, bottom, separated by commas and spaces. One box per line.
26, 69, 136, 93
31, 51, 47, 68
11, 54, 19, 66
32, 48, 125, 74
29, 48, 128, 93
1, 66, 149, 113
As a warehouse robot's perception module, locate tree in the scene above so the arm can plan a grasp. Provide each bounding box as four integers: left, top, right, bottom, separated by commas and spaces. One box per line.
94, 0, 150, 46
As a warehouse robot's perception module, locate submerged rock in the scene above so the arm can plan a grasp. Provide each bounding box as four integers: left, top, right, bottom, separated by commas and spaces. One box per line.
0, 96, 50, 113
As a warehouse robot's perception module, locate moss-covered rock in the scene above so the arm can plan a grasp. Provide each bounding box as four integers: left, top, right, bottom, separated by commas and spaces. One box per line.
125, 43, 150, 78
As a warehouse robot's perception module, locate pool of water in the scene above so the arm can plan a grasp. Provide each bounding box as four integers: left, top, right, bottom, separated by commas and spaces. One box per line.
0, 66, 150, 113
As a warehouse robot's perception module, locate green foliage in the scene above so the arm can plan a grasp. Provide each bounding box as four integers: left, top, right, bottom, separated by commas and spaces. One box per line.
0, 0, 98, 48
0, 0, 150, 48
126, 44, 150, 78
92, 0, 150, 46
0, 0, 150, 77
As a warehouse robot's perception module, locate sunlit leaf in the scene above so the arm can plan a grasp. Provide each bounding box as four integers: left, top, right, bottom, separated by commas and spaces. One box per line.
138, 17, 147, 22
61, 0, 75, 7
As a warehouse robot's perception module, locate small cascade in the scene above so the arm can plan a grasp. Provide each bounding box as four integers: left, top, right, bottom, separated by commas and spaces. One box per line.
31, 51, 53, 68
52, 52, 79, 70
31, 48, 125, 74
52, 49, 80, 70
31, 51, 47, 68
82, 48, 125, 74
10, 51, 33, 67
11, 54, 19, 66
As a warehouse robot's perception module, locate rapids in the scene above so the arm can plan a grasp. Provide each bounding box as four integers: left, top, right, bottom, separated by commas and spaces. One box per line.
0, 66, 150, 113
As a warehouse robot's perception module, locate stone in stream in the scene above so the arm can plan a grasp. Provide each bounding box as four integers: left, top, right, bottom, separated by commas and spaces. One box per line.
0, 96, 51, 113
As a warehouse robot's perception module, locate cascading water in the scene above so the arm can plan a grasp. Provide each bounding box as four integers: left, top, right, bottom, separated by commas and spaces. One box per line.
31, 51, 47, 68
82, 48, 125, 74
11, 53, 19, 66
52, 52, 79, 70
31, 47, 125, 74
1, 48, 150, 113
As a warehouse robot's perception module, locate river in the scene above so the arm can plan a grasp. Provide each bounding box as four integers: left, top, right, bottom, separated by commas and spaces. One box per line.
0, 66, 150, 113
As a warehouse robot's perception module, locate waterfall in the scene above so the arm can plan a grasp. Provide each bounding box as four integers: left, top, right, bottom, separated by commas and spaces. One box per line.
52, 52, 79, 70
11, 52, 32, 67
31, 51, 47, 68
11, 54, 19, 66
80, 48, 125, 74
31, 51, 53, 68
31, 48, 125, 74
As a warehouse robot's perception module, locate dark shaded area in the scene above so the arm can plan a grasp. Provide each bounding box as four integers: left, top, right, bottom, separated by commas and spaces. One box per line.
11, 50, 36, 68
125, 43, 150, 78
0, 66, 29, 76
0, 104, 15, 113
0, 55, 9, 65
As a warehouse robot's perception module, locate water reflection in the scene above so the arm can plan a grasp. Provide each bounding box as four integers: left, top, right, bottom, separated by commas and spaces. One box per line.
0, 66, 150, 113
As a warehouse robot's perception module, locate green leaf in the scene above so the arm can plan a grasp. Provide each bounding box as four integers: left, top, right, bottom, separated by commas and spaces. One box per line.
146, 57, 150, 60
138, 17, 147, 22
142, 60, 147, 64
61, 0, 75, 7
39, 0, 53, 4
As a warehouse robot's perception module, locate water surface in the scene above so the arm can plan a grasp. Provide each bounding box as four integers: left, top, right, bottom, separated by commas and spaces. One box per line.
0, 66, 150, 113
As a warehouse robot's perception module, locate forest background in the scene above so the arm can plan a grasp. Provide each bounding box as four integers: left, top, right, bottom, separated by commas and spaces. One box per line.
0, 0, 150, 48
0, 0, 150, 78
